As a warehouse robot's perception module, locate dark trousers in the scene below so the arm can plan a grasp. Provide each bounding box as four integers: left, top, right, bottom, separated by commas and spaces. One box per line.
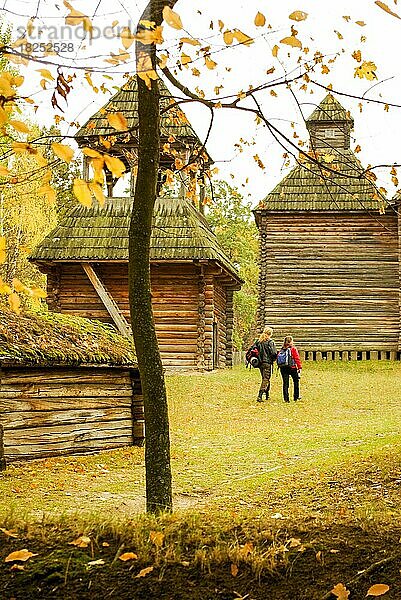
280, 366, 300, 402
259, 363, 272, 397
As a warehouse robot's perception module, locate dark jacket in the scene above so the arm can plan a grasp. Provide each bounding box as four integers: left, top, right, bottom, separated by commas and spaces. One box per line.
257, 339, 277, 364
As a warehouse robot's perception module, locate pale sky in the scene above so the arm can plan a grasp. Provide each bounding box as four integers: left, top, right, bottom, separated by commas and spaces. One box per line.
3, 0, 401, 203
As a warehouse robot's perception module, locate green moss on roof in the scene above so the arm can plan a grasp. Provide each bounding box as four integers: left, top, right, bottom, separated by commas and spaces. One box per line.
30, 196, 241, 282
306, 94, 354, 124
255, 149, 385, 212
0, 305, 136, 366
76, 77, 202, 147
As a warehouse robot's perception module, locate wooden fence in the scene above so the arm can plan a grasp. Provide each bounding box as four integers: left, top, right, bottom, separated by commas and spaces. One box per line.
233, 349, 400, 366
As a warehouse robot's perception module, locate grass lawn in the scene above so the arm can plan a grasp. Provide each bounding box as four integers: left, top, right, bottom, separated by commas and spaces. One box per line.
1, 361, 401, 599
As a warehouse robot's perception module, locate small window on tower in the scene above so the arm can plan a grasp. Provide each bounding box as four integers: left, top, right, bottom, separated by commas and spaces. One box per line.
325, 129, 336, 138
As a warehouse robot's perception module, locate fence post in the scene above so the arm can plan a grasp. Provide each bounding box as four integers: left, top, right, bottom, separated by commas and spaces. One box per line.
0, 424, 6, 471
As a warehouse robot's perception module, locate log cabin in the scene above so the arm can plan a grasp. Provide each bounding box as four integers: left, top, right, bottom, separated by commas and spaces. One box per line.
254, 94, 401, 360
30, 77, 242, 371
0, 306, 143, 462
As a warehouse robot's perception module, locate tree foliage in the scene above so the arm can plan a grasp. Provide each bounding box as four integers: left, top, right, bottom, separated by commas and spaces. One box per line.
207, 181, 258, 349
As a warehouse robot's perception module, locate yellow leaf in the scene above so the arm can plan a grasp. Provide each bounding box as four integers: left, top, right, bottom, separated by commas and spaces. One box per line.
331, 583, 350, 599
352, 49, 362, 62
149, 531, 164, 548
135, 566, 153, 578
120, 26, 136, 49
0, 105, 9, 125
355, 20, 366, 26
137, 51, 158, 89
68, 535, 91, 548
0, 75, 16, 97
51, 142, 74, 163
8, 293, 21, 315
233, 29, 254, 45
107, 112, 128, 131
12, 142, 32, 154
375, 1, 401, 19
118, 552, 138, 562
280, 35, 302, 49
0, 164, 10, 176
0, 277, 12, 294
205, 56, 217, 70
88, 182, 106, 207
12, 278, 27, 293
355, 145, 361, 153
73, 179, 92, 207
181, 52, 192, 66
136, 26, 164, 45
289, 10, 308, 21
366, 584, 390, 597
104, 155, 125, 178
254, 12, 266, 27
0, 527, 18, 538
30, 286, 47, 299
36, 68, 54, 81
272, 45, 279, 57
354, 61, 377, 80
162, 6, 183, 30
159, 53, 168, 69
82, 147, 103, 159
5, 549, 36, 562
230, 563, 238, 577
38, 184, 57, 204
223, 30, 234, 45
180, 37, 200, 46
0, 237, 6, 266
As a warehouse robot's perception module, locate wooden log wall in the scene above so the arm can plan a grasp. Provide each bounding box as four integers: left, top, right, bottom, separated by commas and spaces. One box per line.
398, 203, 401, 350
214, 282, 227, 368
225, 289, 234, 367
257, 212, 400, 352
0, 366, 143, 462
45, 261, 234, 370
308, 122, 350, 150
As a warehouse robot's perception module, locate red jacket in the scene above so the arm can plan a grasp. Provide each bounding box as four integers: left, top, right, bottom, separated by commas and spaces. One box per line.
290, 346, 302, 370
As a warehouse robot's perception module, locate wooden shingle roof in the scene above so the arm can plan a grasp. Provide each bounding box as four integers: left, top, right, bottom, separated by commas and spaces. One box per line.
76, 77, 204, 149
306, 93, 354, 125
30, 197, 241, 282
255, 149, 383, 212
0, 306, 136, 367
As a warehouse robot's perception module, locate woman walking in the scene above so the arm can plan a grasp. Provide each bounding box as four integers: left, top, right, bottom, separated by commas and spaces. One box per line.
277, 336, 302, 402
256, 326, 277, 402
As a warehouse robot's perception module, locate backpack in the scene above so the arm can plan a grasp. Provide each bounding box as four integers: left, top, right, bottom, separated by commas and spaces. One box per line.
277, 347, 295, 367
245, 343, 260, 368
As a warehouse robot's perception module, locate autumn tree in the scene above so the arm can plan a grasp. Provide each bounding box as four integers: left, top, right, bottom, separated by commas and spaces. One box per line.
1, 0, 401, 513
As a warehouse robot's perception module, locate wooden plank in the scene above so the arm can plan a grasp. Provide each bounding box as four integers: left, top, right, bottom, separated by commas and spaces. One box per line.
3, 420, 133, 449
0, 396, 131, 412
0, 424, 6, 471
81, 263, 132, 338
1, 384, 133, 398
1, 407, 132, 430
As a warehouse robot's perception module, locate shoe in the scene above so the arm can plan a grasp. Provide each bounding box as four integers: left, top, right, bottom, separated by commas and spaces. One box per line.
284, 399, 290, 403
294, 397, 301, 401
257, 392, 264, 402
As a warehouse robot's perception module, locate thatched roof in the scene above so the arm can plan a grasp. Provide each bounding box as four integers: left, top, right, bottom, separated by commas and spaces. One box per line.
75, 77, 210, 159
30, 196, 241, 282
0, 306, 136, 367
255, 95, 385, 213
306, 93, 354, 125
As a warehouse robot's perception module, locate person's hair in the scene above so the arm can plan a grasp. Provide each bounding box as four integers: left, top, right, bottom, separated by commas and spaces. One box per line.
283, 335, 293, 348
259, 326, 273, 342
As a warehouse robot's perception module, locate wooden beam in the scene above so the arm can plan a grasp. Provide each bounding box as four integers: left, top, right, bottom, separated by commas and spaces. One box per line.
81, 263, 132, 339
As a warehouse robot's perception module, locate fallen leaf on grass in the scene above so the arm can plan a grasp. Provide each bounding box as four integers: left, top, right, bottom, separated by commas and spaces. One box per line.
69, 535, 91, 548
135, 566, 154, 578
331, 582, 350, 599
10, 564, 25, 571
231, 563, 238, 577
366, 584, 390, 596
118, 552, 138, 562
87, 559, 105, 568
5, 549, 37, 563
149, 531, 164, 548
0, 528, 18, 538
